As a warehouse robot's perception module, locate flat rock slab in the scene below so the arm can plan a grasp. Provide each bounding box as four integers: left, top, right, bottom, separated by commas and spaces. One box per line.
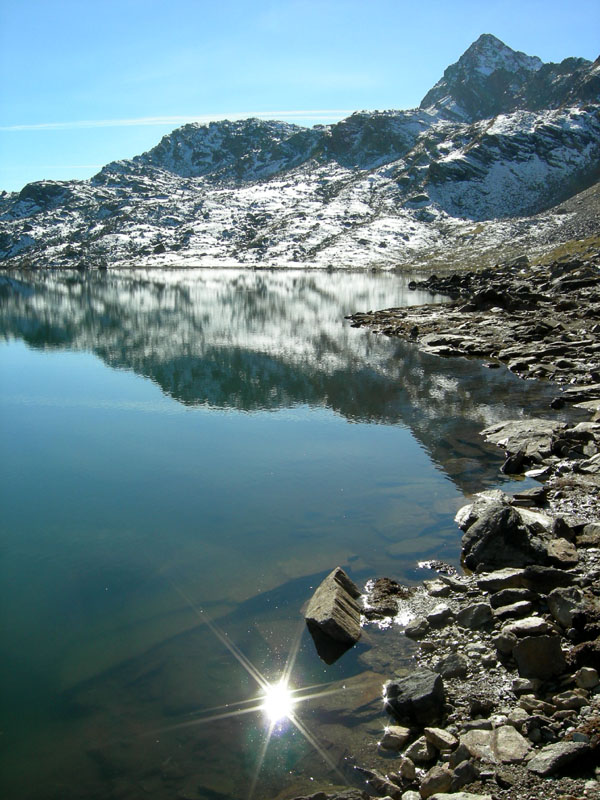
460, 726, 531, 764
305, 567, 361, 645
527, 740, 591, 776
481, 419, 566, 458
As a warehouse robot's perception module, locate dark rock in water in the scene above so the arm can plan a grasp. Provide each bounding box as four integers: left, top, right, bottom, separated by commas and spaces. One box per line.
527, 740, 591, 776
512, 635, 567, 679
305, 567, 361, 647
384, 668, 445, 725
364, 576, 413, 619
461, 503, 549, 572
502, 449, 526, 475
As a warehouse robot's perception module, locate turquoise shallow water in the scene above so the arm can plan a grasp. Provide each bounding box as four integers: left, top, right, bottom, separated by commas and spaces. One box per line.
0, 270, 565, 799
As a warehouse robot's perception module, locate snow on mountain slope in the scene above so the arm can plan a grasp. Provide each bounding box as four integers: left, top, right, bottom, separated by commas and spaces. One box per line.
0, 34, 599, 270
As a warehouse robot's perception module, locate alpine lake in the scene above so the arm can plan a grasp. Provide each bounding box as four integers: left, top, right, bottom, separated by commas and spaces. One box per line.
0, 269, 566, 800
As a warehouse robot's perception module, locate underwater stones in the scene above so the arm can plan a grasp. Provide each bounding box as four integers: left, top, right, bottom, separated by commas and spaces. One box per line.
384, 669, 446, 726
305, 567, 361, 645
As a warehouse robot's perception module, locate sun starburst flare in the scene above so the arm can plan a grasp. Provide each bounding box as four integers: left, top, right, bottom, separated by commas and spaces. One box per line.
147, 582, 356, 799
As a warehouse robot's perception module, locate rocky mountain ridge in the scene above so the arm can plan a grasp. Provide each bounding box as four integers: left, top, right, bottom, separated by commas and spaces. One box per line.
1, 34, 599, 270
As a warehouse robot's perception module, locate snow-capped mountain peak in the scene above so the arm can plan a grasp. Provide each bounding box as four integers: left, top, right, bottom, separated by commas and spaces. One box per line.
462, 33, 543, 78
1, 34, 598, 271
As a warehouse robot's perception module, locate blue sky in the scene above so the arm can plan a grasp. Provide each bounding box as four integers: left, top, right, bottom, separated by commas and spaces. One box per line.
1, 0, 598, 192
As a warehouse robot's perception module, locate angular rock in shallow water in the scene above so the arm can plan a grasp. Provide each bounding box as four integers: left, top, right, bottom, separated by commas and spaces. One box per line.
305, 567, 361, 645
384, 668, 445, 726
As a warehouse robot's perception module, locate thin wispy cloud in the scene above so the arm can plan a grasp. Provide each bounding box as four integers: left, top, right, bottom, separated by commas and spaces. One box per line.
0, 110, 354, 132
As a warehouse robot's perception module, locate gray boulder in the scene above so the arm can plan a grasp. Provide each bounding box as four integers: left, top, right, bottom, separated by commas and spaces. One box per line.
456, 603, 493, 630
481, 418, 566, 459
384, 668, 446, 726
436, 653, 468, 679
305, 567, 361, 645
461, 503, 549, 572
512, 635, 567, 679
547, 586, 585, 629
527, 740, 591, 776
460, 726, 531, 764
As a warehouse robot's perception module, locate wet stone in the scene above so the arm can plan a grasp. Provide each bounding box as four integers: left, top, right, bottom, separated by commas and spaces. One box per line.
305, 567, 362, 645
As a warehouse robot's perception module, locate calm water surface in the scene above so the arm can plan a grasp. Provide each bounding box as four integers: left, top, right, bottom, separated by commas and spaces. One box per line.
0, 270, 566, 800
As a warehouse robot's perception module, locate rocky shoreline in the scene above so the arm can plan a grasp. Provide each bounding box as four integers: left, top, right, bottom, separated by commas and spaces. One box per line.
296, 254, 600, 800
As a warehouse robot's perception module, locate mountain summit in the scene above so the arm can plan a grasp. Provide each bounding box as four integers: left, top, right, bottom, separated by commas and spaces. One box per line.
420, 33, 594, 120
1, 35, 599, 270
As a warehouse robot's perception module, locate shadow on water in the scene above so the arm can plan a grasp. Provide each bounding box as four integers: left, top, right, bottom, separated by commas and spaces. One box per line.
0, 269, 572, 800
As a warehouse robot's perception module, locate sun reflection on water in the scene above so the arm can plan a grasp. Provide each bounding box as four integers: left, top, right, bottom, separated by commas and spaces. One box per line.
260, 679, 296, 724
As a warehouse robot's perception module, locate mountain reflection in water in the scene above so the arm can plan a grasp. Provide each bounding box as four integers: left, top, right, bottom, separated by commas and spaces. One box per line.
0, 269, 562, 492
0, 269, 565, 800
